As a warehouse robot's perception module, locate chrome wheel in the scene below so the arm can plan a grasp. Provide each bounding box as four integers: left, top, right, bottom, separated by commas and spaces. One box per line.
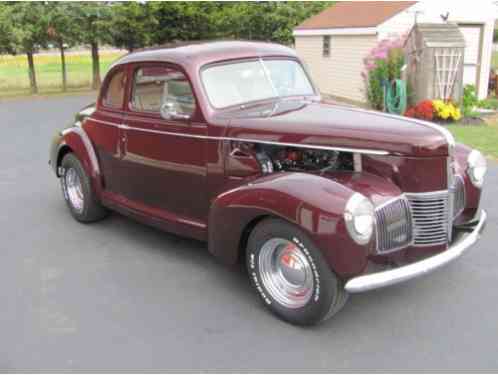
65, 167, 84, 213
258, 238, 314, 309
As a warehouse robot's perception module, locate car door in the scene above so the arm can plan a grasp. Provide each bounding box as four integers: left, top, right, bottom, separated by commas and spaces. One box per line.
83, 65, 128, 195
120, 62, 209, 224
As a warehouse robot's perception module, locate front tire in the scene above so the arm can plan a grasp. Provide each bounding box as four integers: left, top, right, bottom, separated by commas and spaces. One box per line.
246, 218, 347, 326
60, 153, 108, 223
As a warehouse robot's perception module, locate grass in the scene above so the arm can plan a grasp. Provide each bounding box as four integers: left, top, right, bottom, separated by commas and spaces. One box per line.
458, 51, 498, 159
478, 96, 498, 110
0, 50, 125, 97
447, 122, 498, 159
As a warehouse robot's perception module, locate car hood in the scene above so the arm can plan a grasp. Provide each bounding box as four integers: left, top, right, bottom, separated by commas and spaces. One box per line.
224, 100, 451, 157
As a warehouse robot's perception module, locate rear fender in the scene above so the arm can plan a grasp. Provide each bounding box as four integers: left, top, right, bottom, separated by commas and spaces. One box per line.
208, 172, 375, 278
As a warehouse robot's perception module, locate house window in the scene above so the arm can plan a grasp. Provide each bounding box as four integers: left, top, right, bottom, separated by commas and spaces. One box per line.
323, 36, 330, 57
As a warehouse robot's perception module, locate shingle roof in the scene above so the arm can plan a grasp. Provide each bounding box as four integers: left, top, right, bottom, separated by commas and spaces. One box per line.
295, 1, 417, 30
408, 23, 465, 48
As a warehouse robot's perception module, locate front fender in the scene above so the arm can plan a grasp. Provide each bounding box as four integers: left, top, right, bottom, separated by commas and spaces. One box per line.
208, 172, 378, 278
454, 143, 482, 223
50, 125, 103, 198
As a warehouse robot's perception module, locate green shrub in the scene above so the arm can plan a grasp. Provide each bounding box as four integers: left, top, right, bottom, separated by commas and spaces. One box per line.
462, 84, 478, 116
363, 35, 406, 110
366, 60, 388, 110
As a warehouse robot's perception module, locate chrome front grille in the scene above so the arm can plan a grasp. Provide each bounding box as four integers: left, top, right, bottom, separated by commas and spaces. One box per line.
374, 173, 465, 252
452, 175, 466, 218
375, 198, 413, 253
406, 191, 449, 246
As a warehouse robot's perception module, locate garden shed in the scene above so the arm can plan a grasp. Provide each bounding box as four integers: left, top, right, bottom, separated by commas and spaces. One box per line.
405, 23, 466, 104
293, 1, 496, 104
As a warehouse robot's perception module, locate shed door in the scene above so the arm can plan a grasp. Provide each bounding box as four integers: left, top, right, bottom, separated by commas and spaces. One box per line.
459, 25, 483, 91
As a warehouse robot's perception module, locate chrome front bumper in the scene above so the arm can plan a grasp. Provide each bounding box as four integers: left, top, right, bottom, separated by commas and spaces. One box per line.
345, 210, 487, 293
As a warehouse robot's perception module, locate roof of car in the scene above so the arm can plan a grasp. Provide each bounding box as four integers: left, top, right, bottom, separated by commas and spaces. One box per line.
111, 41, 297, 70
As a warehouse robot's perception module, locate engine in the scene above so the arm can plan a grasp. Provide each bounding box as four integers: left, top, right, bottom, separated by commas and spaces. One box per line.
267, 146, 353, 173
232, 142, 354, 174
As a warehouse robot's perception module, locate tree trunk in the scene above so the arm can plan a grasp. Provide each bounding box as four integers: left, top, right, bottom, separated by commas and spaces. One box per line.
27, 51, 38, 94
59, 40, 67, 92
91, 42, 101, 90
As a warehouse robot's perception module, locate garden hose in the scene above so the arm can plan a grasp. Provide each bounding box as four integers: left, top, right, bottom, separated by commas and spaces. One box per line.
384, 79, 407, 115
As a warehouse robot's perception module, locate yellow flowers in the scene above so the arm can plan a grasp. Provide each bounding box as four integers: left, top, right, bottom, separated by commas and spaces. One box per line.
432, 100, 462, 121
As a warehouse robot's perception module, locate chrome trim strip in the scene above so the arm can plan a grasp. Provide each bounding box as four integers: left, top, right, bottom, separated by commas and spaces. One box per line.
87, 117, 390, 156
339, 107, 455, 155
89, 118, 123, 128
404, 189, 449, 196
345, 210, 487, 293
347, 108, 456, 149
412, 118, 456, 149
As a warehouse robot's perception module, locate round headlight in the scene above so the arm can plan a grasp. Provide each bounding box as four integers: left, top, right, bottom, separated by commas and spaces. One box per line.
344, 193, 375, 245
467, 149, 487, 188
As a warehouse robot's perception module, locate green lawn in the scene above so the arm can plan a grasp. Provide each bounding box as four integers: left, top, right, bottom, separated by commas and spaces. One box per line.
0, 51, 125, 97
447, 122, 498, 159
450, 51, 498, 159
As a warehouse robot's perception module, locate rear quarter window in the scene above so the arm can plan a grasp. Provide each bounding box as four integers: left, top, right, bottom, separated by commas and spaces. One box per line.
102, 69, 126, 109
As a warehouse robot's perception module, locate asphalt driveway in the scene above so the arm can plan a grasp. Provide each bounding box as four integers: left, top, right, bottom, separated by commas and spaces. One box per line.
0, 94, 497, 371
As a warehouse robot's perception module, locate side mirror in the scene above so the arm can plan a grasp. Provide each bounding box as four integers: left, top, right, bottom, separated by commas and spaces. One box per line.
160, 101, 190, 121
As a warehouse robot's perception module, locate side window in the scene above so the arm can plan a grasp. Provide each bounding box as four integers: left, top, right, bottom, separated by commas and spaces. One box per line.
130, 65, 196, 117
323, 36, 331, 58
103, 69, 126, 109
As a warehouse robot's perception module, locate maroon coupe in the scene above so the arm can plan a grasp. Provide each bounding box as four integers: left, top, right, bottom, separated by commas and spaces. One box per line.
49, 41, 487, 325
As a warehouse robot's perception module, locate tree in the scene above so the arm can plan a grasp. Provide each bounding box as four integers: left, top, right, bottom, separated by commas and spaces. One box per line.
47, 2, 80, 91
5, 2, 50, 94
107, 2, 157, 52
269, 2, 333, 45
211, 2, 332, 45
149, 2, 332, 47
0, 4, 16, 55
72, 2, 111, 89
150, 2, 220, 44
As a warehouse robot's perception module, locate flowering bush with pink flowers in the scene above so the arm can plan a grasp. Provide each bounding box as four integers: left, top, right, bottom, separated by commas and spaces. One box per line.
362, 34, 406, 110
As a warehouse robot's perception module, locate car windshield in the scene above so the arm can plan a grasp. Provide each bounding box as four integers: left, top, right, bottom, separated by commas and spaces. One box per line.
201, 59, 315, 109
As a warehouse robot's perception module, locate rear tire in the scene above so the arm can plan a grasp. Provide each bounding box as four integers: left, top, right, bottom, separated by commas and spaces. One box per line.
246, 218, 347, 326
60, 153, 108, 223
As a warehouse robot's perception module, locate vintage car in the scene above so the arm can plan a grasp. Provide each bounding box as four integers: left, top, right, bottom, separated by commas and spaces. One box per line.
49, 41, 487, 325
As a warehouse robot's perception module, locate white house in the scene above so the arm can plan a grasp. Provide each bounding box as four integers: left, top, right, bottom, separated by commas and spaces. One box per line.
293, 1, 496, 104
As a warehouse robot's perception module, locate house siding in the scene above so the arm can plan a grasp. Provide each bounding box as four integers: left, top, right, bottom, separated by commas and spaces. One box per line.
377, 5, 416, 39
378, 2, 495, 99
295, 35, 378, 103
